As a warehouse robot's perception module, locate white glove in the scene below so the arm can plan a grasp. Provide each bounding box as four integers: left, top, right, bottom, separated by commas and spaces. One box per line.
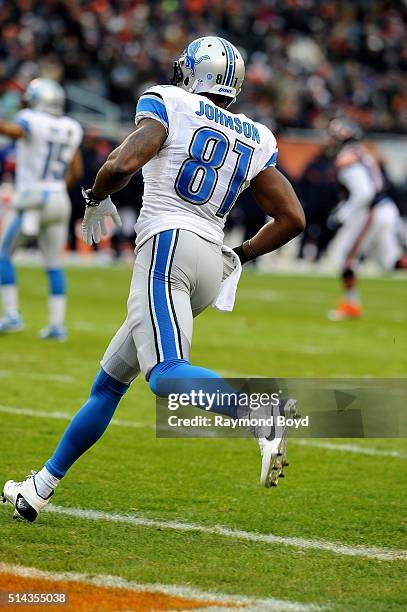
81, 188, 122, 245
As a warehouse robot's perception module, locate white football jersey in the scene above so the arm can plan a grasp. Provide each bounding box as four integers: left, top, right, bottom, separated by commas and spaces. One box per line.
134, 85, 278, 247
14, 109, 83, 192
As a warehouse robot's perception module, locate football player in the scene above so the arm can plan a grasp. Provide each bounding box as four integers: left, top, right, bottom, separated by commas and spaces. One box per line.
0, 79, 83, 339
327, 118, 406, 320
2, 37, 305, 521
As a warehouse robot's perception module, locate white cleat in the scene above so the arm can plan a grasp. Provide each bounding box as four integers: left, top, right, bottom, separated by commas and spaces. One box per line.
256, 398, 298, 488
1, 472, 53, 522
39, 325, 67, 341
0, 314, 23, 334
259, 436, 283, 487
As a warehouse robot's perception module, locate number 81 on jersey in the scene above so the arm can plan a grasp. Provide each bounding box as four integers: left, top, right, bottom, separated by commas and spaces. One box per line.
175, 127, 254, 218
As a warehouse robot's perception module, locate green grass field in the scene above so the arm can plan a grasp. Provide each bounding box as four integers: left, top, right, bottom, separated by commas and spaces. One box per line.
1, 266, 406, 610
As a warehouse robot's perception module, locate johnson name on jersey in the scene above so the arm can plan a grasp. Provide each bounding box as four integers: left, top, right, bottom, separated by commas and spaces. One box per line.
134, 85, 278, 247
14, 109, 83, 193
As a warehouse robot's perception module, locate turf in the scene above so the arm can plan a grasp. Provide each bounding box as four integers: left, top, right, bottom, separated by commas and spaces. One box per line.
1, 266, 406, 610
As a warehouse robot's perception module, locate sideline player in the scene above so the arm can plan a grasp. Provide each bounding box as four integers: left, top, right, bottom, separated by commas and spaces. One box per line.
0, 79, 83, 339
326, 119, 406, 320
2, 37, 305, 521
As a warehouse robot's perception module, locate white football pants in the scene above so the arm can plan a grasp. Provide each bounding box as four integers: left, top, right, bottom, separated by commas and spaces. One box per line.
0, 190, 70, 269
101, 229, 224, 383
328, 199, 402, 272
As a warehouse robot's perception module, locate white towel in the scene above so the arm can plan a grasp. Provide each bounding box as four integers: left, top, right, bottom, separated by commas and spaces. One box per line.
212, 245, 242, 312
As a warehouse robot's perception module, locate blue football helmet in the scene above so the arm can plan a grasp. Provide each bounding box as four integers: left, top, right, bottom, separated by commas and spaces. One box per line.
24, 78, 65, 116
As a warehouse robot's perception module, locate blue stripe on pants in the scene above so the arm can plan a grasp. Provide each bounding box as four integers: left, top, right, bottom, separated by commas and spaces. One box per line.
0, 214, 21, 285
151, 230, 179, 360
0, 214, 22, 258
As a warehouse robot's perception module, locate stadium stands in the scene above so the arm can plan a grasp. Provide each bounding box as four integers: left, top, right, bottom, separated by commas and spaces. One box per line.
0, 0, 406, 133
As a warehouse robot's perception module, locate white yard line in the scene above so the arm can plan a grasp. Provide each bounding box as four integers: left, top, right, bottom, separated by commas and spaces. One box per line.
0, 405, 147, 429
0, 562, 322, 611
72, 321, 120, 333
3, 404, 405, 457
33, 504, 406, 562
0, 370, 73, 383
292, 439, 407, 459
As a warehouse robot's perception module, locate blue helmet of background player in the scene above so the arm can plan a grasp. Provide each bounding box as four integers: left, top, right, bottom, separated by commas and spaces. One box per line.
24, 78, 65, 116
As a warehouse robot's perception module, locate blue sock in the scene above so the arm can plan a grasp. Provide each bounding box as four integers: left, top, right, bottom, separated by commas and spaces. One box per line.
46, 369, 129, 479
47, 268, 66, 296
149, 359, 238, 418
0, 256, 16, 285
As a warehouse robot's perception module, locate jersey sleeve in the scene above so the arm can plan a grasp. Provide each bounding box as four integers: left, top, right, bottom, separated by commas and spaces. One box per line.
254, 125, 278, 176
135, 86, 169, 133
14, 109, 32, 136
335, 146, 359, 170
262, 147, 279, 169
72, 119, 84, 149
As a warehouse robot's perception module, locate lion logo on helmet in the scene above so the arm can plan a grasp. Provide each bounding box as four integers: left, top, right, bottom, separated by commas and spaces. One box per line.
183, 40, 210, 77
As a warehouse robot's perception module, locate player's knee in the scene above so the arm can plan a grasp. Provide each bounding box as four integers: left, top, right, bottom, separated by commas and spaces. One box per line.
148, 372, 160, 396
91, 368, 129, 399
148, 359, 189, 396
47, 268, 66, 295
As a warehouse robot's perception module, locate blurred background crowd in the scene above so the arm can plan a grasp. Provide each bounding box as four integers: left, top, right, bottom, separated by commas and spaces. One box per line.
0, 0, 406, 260
1, 0, 406, 132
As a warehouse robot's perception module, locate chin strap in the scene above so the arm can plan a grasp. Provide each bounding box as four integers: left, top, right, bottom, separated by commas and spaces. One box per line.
188, 79, 200, 94
224, 97, 235, 108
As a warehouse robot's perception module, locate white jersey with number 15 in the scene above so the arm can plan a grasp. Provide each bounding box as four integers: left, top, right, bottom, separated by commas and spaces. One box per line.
14, 108, 83, 193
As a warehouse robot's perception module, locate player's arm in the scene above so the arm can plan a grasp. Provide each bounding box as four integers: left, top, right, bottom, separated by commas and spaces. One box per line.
65, 149, 83, 190
81, 118, 166, 245
90, 119, 167, 200
0, 121, 25, 140
234, 167, 306, 263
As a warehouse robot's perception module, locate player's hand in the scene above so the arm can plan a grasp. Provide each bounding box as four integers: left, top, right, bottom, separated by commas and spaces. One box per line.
327, 203, 346, 231
222, 249, 238, 280
81, 188, 122, 245
327, 212, 341, 232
